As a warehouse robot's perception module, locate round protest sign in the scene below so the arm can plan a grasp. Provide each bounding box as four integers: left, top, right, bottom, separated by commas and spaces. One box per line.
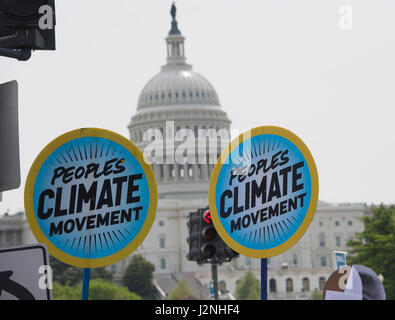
208, 126, 318, 258
24, 128, 158, 268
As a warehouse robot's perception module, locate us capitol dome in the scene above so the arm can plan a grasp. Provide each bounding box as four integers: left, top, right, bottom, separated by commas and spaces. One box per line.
128, 4, 231, 199
118, 5, 371, 300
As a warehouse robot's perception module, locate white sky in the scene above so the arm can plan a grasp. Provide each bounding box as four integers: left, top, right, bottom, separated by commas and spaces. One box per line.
1, 0, 395, 214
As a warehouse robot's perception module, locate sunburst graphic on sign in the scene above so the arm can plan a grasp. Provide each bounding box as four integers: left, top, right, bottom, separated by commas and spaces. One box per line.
25, 128, 157, 268
209, 126, 318, 258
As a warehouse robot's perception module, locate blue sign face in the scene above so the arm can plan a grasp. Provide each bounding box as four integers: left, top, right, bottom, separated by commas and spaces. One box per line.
209, 127, 319, 258
25, 129, 158, 267
335, 252, 347, 268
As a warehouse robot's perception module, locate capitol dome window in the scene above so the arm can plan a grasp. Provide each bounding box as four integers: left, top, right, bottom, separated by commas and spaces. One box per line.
179, 166, 185, 178
188, 165, 193, 178
189, 91, 193, 97
170, 164, 175, 178
197, 165, 202, 178
175, 92, 179, 98
182, 92, 186, 98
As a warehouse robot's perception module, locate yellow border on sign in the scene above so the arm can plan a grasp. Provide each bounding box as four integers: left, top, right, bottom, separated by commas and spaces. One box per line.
24, 128, 158, 268
208, 126, 319, 259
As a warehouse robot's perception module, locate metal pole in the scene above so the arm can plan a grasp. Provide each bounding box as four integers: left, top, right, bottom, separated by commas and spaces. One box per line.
261, 259, 267, 300
81, 268, 91, 300
211, 263, 219, 300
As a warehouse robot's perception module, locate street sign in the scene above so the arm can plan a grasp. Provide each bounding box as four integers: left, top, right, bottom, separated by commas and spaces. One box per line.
333, 251, 348, 269
0, 244, 51, 300
209, 126, 319, 258
24, 128, 158, 268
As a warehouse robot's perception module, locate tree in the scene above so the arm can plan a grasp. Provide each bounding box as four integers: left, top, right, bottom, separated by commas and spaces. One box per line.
81, 279, 141, 300
122, 254, 156, 299
308, 289, 323, 300
52, 281, 80, 300
235, 270, 260, 300
167, 279, 195, 300
347, 204, 395, 299
52, 279, 142, 300
50, 256, 113, 286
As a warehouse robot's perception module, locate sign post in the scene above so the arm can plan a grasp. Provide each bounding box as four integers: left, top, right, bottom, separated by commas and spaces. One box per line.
209, 126, 319, 300
81, 268, 91, 300
24, 128, 158, 300
261, 259, 267, 300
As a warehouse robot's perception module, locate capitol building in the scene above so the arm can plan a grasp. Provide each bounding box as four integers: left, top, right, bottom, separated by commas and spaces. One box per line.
110, 6, 372, 299
0, 5, 372, 300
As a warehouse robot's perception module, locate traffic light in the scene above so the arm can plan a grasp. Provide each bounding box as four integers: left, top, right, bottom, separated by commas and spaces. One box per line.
186, 207, 239, 265
200, 209, 218, 260
0, 0, 56, 60
0, 80, 20, 193
186, 210, 204, 263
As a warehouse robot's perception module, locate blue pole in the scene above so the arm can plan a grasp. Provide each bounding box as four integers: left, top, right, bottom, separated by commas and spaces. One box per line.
261, 259, 267, 300
81, 268, 91, 300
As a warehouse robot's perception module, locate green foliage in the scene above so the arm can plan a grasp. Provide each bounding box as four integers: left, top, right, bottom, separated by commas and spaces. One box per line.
50, 256, 113, 286
53, 279, 142, 300
308, 289, 323, 300
122, 254, 156, 300
53, 281, 80, 300
235, 270, 260, 300
167, 278, 195, 300
347, 204, 395, 300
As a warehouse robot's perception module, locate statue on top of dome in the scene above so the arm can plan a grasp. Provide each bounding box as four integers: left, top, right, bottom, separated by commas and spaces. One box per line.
171, 2, 177, 21
169, 2, 181, 35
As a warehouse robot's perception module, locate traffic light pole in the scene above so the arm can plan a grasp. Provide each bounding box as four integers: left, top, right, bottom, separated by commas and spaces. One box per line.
211, 263, 219, 300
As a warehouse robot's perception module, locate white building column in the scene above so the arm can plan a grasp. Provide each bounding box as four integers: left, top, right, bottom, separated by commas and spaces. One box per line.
163, 164, 170, 182
174, 164, 179, 181
183, 164, 188, 180
193, 163, 198, 180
